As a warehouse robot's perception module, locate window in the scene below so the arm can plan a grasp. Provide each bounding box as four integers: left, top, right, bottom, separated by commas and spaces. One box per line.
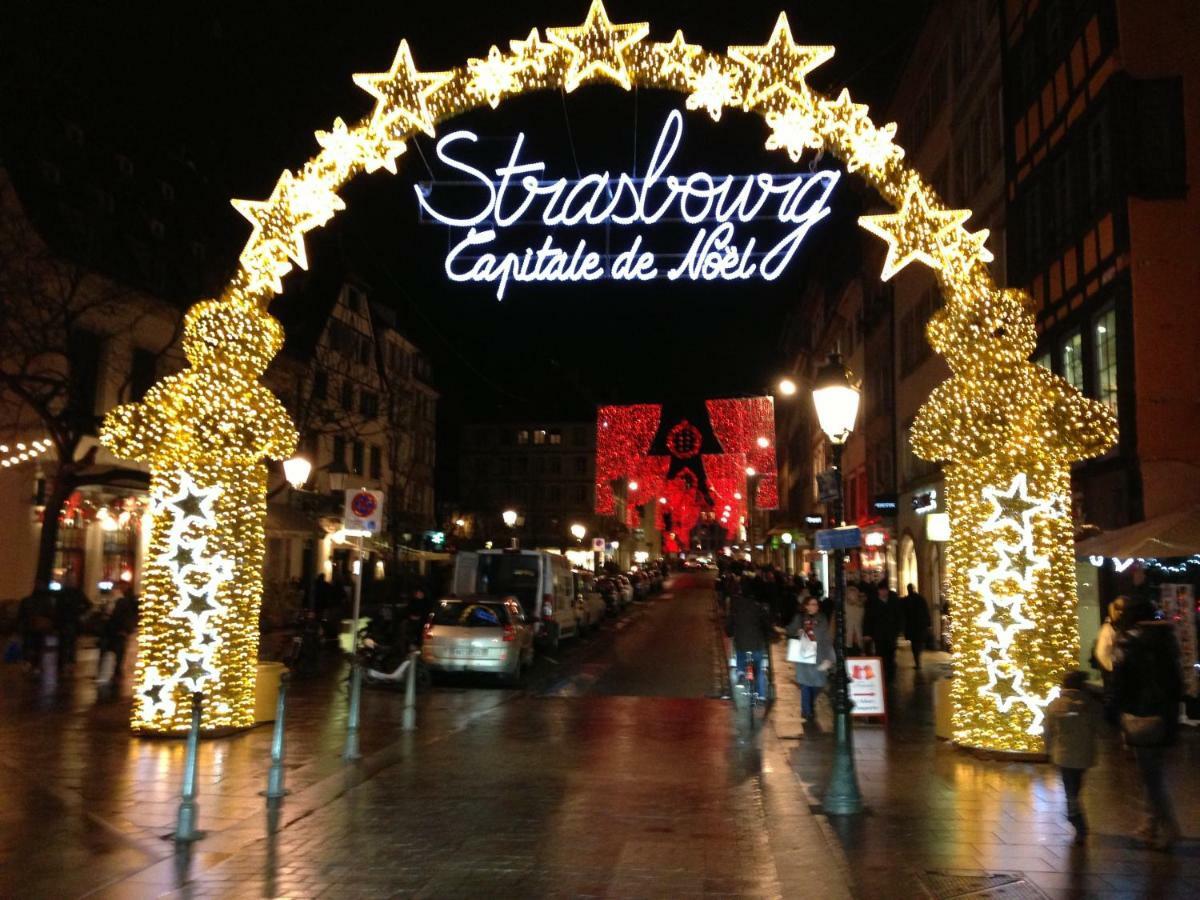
160, 181, 175, 202
572, 427, 587, 446
359, 391, 379, 418
516, 429, 529, 445
1035, 351, 1052, 371
370, 445, 382, 480
573, 456, 587, 475
346, 285, 366, 313
533, 429, 547, 445
312, 371, 328, 401
149, 219, 165, 240
1093, 308, 1118, 415
1060, 330, 1083, 389
68, 329, 101, 419
116, 154, 134, 177
548, 429, 562, 445
573, 485, 587, 504
341, 380, 354, 411
548, 484, 562, 505
332, 436, 346, 468
352, 441, 364, 475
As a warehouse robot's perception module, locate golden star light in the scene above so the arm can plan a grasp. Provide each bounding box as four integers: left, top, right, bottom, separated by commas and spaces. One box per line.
546, 0, 648, 93
858, 184, 972, 281
728, 12, 834, 110
353, 40, 454, 137
100, 3, 1116, 751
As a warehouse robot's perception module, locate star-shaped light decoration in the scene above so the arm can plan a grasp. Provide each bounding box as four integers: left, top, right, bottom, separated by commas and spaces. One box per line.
653, 29, 702, 80
181, 586, 221, 619
858, 184, 972, 280
981, 474, 1053, 535
160, 536, 206, 576
846, 121, 903, 173
467, 45, 522, 109
938, 219, 994, 271
996, 540, 1050, 590
138, 667, 177, 720
157, 473, 221, 532
545, 0, 649, 93
509, 28, 556, 76
353, 40, 454, 138
175, 653, 215, 694
989, 670, 1023, 709
232, 172, 340, 273
315, 117, 406, 175
727, 12, 834, 111
975, 592, 1035, 647
764, 104, 824, 163
238, 242, 295, 296
685, 58, 742, 122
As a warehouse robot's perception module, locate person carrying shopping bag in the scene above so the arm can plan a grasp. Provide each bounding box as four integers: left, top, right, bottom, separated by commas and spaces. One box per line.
787, 595, 835, 721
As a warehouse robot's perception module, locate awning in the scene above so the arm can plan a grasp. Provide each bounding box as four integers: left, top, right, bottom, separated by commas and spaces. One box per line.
1075, 504, 1200, 559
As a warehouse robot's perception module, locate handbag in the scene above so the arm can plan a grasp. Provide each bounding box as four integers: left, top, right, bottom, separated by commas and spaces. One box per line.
1121, 712, 1166, 747
787, 635, 817, 664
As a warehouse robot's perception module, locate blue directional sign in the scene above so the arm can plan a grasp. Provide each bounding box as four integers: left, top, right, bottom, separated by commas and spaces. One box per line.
815, 526, 863, 551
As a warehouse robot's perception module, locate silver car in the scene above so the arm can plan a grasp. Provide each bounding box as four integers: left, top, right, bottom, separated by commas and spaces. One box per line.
421, 597, 534, 684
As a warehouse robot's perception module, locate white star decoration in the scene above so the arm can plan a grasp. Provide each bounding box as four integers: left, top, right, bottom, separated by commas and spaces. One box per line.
685, 58, 741, 122
142, 473, 233, 718
764, 104, 824, 162
970, 474, 1060, 734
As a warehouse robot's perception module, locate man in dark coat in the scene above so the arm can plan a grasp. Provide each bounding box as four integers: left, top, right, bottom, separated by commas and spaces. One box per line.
902, 583, 932, 671
726, 581, 772, 700
1112, 599, 1182, 850
54, 585, 91, 674
17, 581, 56, 677
864, 582, 904, 683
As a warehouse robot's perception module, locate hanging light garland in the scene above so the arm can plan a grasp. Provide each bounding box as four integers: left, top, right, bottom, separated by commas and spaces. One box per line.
99, 1, 1115, 748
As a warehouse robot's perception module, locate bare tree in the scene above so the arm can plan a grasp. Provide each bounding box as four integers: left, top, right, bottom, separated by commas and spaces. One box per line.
0, 174, 181, 590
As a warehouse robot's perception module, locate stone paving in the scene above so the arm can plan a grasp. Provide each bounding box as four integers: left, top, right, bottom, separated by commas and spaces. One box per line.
779, 648, 1200, 899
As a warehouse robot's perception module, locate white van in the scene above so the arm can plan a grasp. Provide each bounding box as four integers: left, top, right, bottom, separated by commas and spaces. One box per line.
451, 549, 581, 651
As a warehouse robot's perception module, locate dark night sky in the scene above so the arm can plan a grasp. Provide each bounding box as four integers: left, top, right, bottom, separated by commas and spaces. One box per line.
1, 1, 928, 430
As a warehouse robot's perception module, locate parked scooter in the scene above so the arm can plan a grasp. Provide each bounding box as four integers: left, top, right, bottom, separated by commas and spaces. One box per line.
356, 612, 432, 691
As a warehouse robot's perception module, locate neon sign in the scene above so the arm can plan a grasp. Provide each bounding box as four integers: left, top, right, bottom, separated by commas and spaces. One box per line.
415, 109, 840, 299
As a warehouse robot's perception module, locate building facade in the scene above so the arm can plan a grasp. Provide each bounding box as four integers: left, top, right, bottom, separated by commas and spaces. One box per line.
1001, 0, 1200, 529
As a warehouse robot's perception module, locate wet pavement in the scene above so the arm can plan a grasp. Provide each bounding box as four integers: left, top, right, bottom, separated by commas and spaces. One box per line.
8, 571, 1195, 898
1, 574, 849, 899
780, 647, 1200, 899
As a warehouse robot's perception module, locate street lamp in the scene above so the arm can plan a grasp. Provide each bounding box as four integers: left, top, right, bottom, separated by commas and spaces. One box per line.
812, 351, 863, 816
283, 454, 313, 490
570, 523, 586, 542
502, 508, 520, 548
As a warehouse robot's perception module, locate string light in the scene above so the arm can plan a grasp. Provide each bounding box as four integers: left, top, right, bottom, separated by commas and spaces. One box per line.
97, 2, 1116, 748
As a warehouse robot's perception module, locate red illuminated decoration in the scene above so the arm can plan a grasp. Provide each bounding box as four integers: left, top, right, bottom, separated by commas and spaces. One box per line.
596, 398, 777, 545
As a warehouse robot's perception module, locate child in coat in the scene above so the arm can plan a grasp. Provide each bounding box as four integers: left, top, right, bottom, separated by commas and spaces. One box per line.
1043, 670, 1104, 842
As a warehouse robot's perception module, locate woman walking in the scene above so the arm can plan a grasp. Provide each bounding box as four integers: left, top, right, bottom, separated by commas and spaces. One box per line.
787, 596, 835, 721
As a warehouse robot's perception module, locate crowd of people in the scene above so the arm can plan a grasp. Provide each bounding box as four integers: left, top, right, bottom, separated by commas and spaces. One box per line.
12, 580, 139, 689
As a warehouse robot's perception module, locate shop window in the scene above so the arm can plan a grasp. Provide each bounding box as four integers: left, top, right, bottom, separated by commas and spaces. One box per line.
1093, 307, 1118, 415
1060, 330, 1083, 389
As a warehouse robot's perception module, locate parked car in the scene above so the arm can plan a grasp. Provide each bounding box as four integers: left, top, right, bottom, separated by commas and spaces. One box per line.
450, 548, 581, 651
572, 572, 607, 634
421, 597, 534, 684
594, 576, 622, 614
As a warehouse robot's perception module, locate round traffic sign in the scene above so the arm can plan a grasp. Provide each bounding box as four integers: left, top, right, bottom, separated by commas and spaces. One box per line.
350, 491, 377, 518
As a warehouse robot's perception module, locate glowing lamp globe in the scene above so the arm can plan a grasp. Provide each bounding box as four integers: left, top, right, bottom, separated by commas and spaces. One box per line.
283, 455, 313, 490
812, 353, 860, 444
777, 378, 797, 396
502, 509, 518, 528
570, 523, 587, 541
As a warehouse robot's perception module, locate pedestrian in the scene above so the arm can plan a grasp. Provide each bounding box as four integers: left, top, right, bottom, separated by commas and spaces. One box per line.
98, 582, 138, 688
726, 577, 772, 701
54, 584, 91, 674
1043, 670, 1103, 844
1112, 597, 1183, 850
864, 582, 904, 684
1091, 597, 1121, 724
844, 583, 865, 654
17, 580, 56, 677
787, 595, 834, 720
902, 583, 931, 672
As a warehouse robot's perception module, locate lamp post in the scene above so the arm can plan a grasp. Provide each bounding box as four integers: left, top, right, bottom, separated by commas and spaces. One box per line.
812, 351, 863, 816
502, 508, 519, 549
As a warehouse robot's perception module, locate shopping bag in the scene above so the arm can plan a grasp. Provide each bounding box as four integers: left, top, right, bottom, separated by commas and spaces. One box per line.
787, 635, 817, 664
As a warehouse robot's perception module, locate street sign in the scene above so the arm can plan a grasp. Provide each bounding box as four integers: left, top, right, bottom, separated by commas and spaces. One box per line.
816, 469, 841, 502
591, 537, 606, 552
814, 526, 862, 551
343, 489, 384, 535
846, 657, 887, 718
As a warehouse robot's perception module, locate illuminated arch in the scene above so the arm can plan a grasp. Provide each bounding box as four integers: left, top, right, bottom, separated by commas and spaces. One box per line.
101, 1, 1115, 751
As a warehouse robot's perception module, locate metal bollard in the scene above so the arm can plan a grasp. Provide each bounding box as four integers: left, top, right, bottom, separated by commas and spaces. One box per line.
173, 693, 206, 843
262, 673, 290, 799
343, 661, 363, 761
402, 650, 419, 732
